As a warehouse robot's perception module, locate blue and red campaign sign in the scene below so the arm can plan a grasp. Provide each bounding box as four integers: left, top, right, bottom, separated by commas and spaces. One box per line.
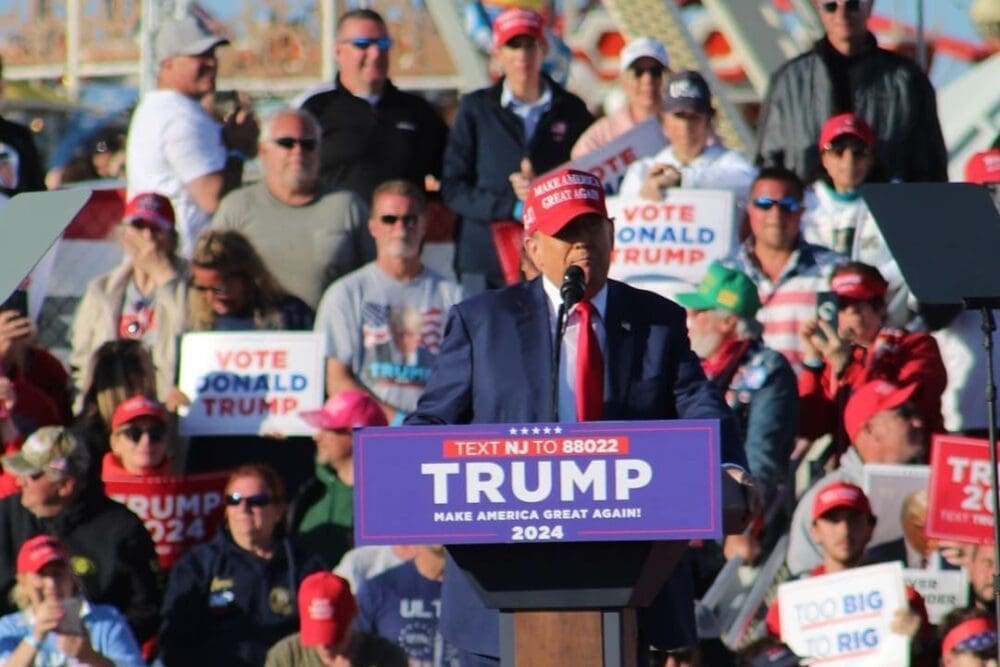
354, 420, 721, 545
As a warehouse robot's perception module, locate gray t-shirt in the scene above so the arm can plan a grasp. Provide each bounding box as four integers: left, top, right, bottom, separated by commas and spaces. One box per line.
212, 182, 373, 308
315, 263, 463, 413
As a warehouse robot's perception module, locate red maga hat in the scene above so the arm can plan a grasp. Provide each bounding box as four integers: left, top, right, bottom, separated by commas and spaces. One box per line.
17, 535, 70, 574
298, 572, 357, 647
830, 267, 887, 301
819, 113, 875, 150
300, 390, 387, 431
111, 395, 167, 430
844, 380, 918, 443
493, 8, 545, 48
124, 192, 175, 231
965, 149, 1000, 185
812, 481, 873, 521
523, 168, 607, 237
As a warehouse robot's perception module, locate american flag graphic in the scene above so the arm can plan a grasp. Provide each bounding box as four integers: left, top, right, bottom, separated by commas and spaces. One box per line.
362, 304, 445, 355
421, 307, 444, 354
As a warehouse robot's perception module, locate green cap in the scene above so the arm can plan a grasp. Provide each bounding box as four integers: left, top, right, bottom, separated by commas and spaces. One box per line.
675, 262, 761, 318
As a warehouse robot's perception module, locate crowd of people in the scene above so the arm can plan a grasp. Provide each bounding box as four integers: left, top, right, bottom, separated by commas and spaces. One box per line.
0, 1, 999, 665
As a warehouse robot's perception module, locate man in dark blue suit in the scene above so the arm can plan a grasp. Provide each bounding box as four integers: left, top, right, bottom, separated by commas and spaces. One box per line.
406, 168, 756, 665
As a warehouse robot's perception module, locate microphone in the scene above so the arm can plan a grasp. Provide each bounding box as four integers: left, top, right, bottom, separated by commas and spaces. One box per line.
553, 266, 585, 422
560, 266, 586, 308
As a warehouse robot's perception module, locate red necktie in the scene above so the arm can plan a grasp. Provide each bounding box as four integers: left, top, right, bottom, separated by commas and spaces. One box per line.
575, 300, 604, 421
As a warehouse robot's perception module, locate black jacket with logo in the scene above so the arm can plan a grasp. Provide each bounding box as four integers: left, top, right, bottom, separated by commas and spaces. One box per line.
0, 489, 162, 641
159, 528, 327, 667
301, 77, 448, 203
441, 76, 593, 284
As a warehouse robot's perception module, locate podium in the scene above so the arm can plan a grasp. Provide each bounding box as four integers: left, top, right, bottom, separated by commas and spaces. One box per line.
354, 420, 749, 666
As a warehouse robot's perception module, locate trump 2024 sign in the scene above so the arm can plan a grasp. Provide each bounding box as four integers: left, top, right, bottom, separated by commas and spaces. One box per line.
353, 420, 720, 545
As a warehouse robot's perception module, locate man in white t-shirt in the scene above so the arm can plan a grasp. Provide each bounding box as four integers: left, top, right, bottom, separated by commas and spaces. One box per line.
126, 15, 259, 257
314, 180, 463, 422
619, 70, 756, 203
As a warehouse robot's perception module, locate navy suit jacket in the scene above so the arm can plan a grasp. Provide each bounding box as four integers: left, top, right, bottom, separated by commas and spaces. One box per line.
406, 277, 746, 656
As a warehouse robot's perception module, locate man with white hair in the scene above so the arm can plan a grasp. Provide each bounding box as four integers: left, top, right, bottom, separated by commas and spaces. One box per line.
677, 261, 798, 514
570, 37, 670, 158
212, 108, 373, 309
126, 14, 259, 256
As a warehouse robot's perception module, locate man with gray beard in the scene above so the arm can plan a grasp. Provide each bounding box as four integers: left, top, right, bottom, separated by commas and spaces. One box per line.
212, 108, 373, 309
677, 261, 798, 539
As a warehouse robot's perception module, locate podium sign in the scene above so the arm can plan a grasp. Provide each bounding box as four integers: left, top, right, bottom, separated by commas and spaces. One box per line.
354, 419, 721, 545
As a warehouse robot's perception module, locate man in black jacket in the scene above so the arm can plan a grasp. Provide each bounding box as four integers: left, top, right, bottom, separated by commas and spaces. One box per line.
0, 57, 46, 197
441, 7, 593, 293
756, 0, 947, 184
0, 426, 162, 643
300, 9, 448, 203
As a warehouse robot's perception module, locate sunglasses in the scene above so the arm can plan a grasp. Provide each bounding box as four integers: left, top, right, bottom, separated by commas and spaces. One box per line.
126, 220, 167, 234
824, 141, 872, 158
271, 137, 318, 151
379, 214, 419, 227
821, 0, 862, 13
752, 196, 802, 213
630, 64, 665, 79
118, 424, 167, 443
225, 492, 274, 508
190, 282, 230, 297
342, 36, 392, 51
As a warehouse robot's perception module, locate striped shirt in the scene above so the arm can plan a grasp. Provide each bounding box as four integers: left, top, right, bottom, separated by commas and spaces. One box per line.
722, 239, 844, 372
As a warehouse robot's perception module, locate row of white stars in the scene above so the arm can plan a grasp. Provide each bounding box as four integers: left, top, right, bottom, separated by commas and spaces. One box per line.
507, 426, 563, 435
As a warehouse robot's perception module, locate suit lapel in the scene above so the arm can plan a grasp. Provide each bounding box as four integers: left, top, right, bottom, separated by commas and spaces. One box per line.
604, 281, 635, 419
516, 279, 554, 421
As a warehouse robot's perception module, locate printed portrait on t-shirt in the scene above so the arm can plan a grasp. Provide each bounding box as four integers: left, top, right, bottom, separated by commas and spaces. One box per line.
361, 303, 443, 389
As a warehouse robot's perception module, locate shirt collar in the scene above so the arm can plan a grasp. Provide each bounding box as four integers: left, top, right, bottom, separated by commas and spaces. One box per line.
540, 276, 608, 321
501, 80, 552, 112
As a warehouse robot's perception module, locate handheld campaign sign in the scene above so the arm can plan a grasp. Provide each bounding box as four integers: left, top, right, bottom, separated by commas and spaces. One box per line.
104, 471, 229, 569
561, 118, 667, 195
354, 420, 721, 545
177, 331, 324, 436
778, 561, 909, 666
861, 463, 929, 549
606, 190, 736, 286
903, 569, 969, 625
927, 434, 997, 545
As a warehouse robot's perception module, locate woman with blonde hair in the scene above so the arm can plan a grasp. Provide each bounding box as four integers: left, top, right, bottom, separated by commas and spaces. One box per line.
187, 230, 313, 332
0, 535, 144, 666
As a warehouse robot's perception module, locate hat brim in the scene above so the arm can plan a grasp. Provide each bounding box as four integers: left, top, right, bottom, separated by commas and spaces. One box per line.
300, 410, 348, 431
124, 213, 173, 232
2, 452, 41, 477
825, 129, 872, 148
663, 100, 711, 115
675, 292, 715, 311
300, 622, 338, 647
161, 36, 229, 62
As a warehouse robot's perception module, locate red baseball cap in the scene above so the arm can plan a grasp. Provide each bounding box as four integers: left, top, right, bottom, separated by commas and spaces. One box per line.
819, 113, 875, 150
830, 267, 888, 301
111, 395, 167, 430
298, 572, 357, 647
965, 149, 1000, 185
812, 481, 873, 521
124, 192, 175, 231
17, 535, 70, 574
300, 390, 388, 431
493, 8, 545, 48
523, 168, 607, 237
844, 380, 918, 443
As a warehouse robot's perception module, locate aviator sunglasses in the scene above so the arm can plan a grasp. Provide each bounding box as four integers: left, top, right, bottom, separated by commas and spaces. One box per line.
225, 492, 274, 508
379, 214, 419, 227
752, 196, 803, 213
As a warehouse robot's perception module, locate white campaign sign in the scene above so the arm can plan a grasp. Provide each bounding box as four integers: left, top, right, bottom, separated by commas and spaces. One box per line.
903, 568, 968, 625
177, 331, 324, 437
778, 562, 909, 666
562, 117, 666, 195
862, 464, 930, 549
606, 189, 736, 285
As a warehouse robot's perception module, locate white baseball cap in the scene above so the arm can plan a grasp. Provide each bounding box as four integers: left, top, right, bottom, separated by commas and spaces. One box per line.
619, 37, 670, 73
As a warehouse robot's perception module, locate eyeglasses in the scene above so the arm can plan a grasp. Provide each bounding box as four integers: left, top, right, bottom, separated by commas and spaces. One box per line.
630, 64, 665, 79
379, 214, 419, 227
824, 140, 872, 158
342, 36, 392, 51
751, 196, 802, 213
820, 0, 862, 13
271, 137, 318, 151
225, 492, 274, 508
190, 281, 230, 297
118, 424, 167, 443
